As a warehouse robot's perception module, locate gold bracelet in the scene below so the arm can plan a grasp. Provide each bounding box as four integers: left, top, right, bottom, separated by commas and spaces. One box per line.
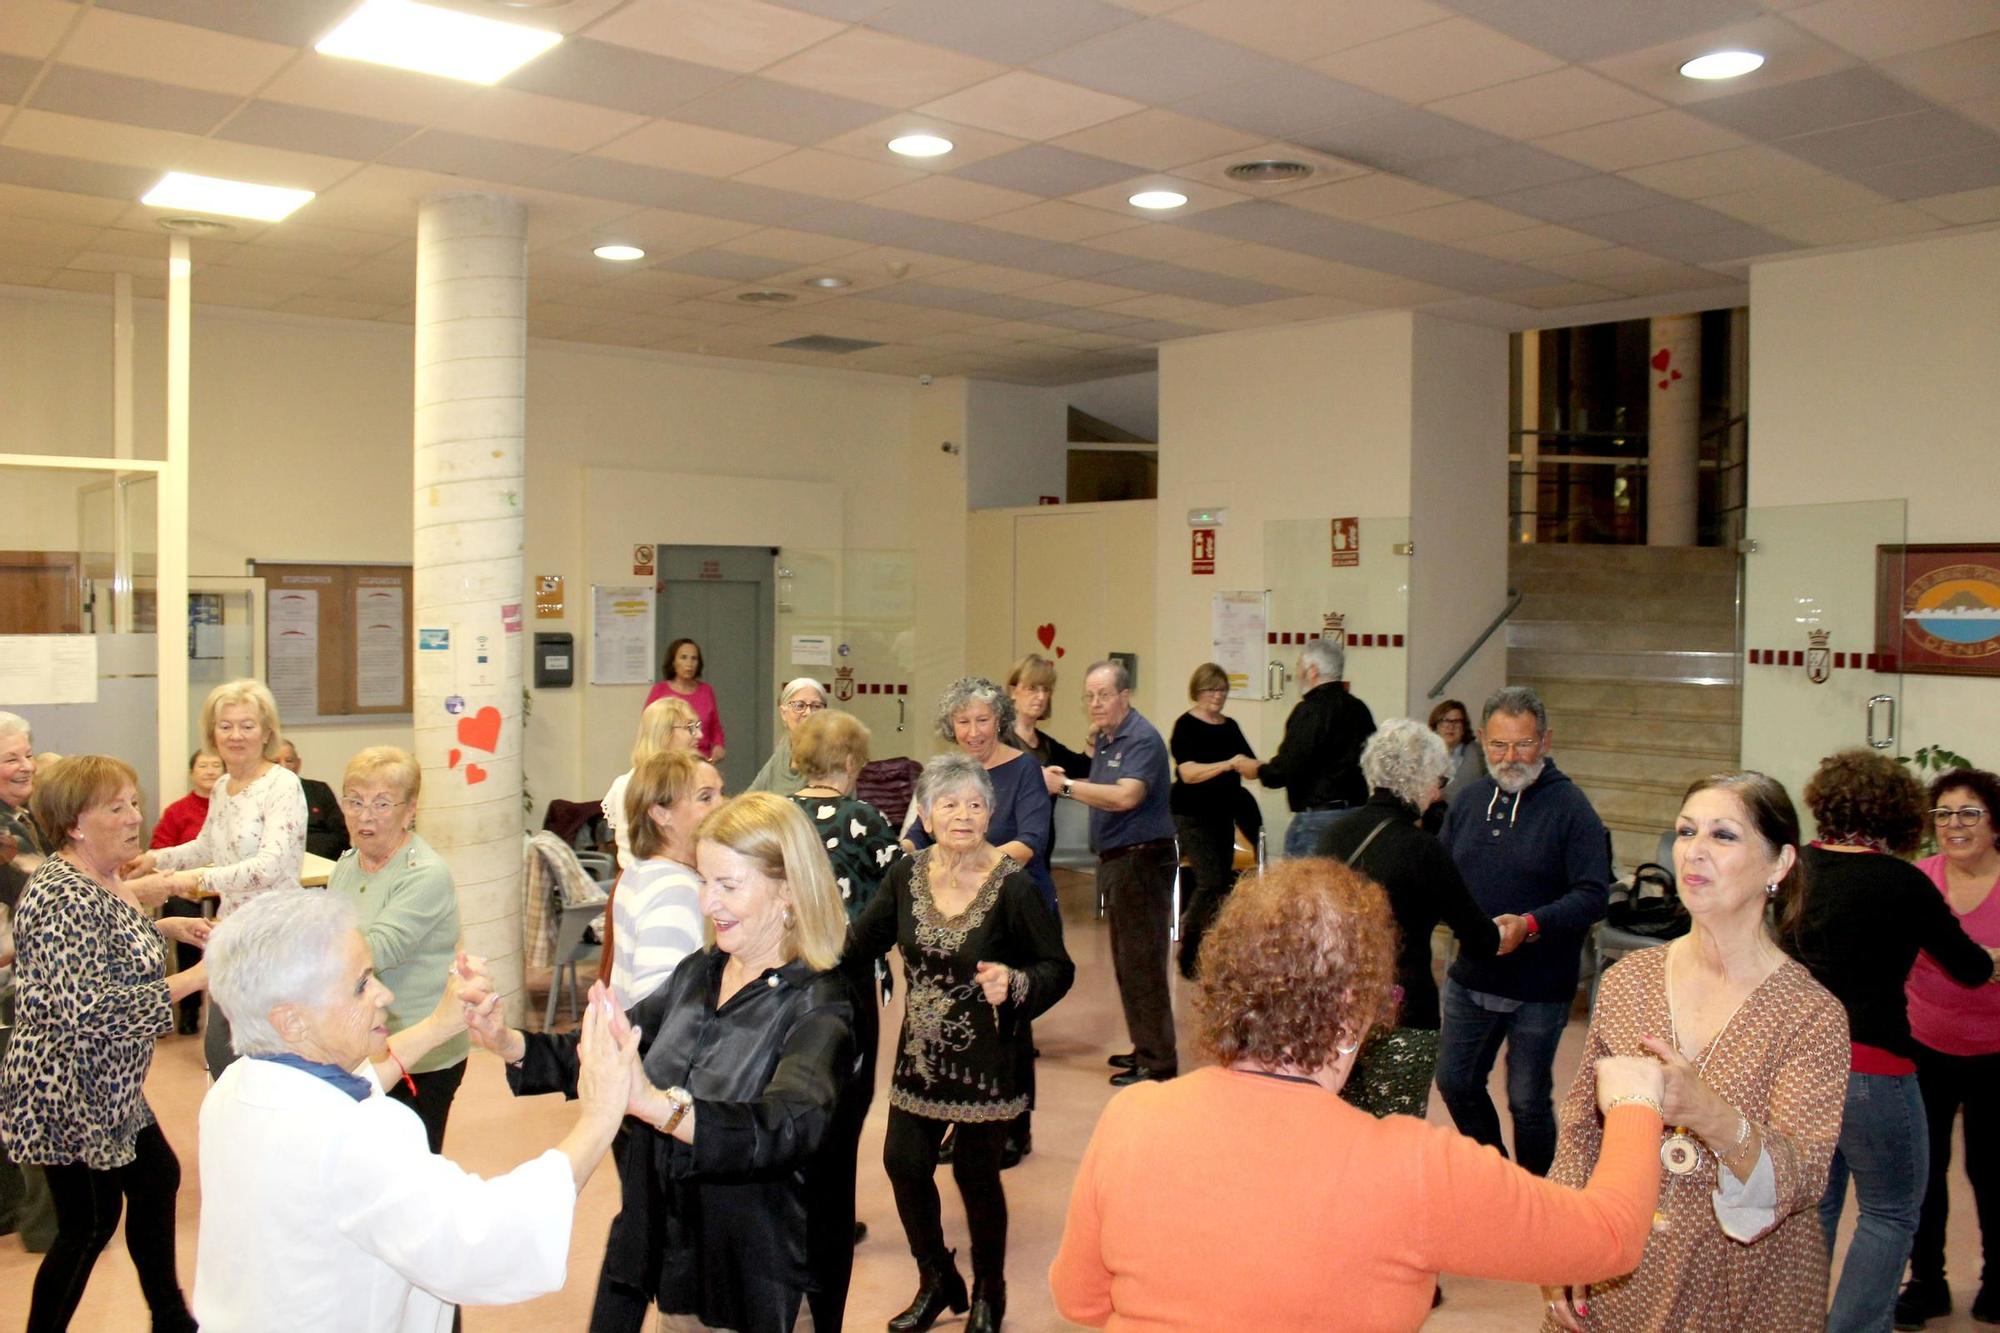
1603, 1093, 1664, 1117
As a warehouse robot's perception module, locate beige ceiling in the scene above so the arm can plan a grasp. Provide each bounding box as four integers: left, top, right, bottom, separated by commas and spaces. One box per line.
1, 0, 1996, 383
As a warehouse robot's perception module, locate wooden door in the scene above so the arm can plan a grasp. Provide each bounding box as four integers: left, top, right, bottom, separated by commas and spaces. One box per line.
0, 551, 83, 634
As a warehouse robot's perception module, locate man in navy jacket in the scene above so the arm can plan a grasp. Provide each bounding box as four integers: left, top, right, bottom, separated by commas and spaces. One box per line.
1435, 685, 1608, 1176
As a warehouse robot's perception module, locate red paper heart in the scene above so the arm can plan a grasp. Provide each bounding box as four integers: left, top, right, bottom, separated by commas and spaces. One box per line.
1651, 348, 1671, 372
1671, 369, 1683, 381
457, 706, 502, 753
1658, 379, 1670, 389
1056, 646, 1065, 658
464, 763, 488, 785
448, 748, 462, 769
1036, 623, 1056, 649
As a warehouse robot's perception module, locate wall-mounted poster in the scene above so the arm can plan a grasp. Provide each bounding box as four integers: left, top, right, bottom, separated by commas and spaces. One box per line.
1211, 590, 1269, 699
1876, 543, 2000, 677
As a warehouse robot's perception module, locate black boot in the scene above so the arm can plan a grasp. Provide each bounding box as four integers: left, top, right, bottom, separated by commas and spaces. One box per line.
887, 1251, 968, 1333
966, 1277, 1005, 1333
1895, 1276, 1951, 1329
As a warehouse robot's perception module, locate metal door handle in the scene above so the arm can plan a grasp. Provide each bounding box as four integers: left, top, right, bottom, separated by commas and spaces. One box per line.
1266, 660, 1287, 700
895, 699, 905, 732
1865, 694, 1896, 751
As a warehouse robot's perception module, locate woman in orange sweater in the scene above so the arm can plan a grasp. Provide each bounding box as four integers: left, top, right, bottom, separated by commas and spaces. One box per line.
1049, 858, 1667, 1333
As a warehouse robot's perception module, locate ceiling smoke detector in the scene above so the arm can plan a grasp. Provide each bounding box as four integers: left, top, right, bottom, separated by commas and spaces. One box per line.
156, 216, 237, 235
1225, 159, 1314, 184
738, 289, 796, 304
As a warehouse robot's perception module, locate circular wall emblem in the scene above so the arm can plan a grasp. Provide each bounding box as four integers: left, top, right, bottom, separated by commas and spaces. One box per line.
1904, 563, 2000, 660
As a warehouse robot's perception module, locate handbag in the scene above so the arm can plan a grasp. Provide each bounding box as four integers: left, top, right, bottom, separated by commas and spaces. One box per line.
1606, 862, 1689, 940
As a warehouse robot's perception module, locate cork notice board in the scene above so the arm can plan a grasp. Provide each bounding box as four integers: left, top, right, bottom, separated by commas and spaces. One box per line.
251, 561, 413, 723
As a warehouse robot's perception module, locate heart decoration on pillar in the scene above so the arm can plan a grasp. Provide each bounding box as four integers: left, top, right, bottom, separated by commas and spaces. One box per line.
448, 748, 462, 770
1035, 623, 1066, 658
1651, 347, 1683, 391
457, 706, 502, 753
465, 763, 488, 785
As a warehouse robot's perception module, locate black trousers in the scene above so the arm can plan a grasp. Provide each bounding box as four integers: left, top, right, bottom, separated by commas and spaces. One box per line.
159, 897, 205, 1032
804, 970, 878, 1333
1911, 1042, 1999, 1286
1100, 842, 1178, 1075
386, 1060, 468, 1155
883, 1108, 1009, 1285
28, 1123, 194, 1333
1173, 816, 1235, 979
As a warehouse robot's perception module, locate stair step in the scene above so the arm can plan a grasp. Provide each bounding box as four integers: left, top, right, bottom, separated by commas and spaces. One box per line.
1556, 710, 1740, 754
1609, 824, 1676, 875
1508, 647, 1740, 686
1518, 678, 1741, 720
1559, 745, 1733, 783
1514, 591, 1734, 626
1509, 620, 1737, 653
1511, 544, 1737, 575
1584, 782, 1691, 828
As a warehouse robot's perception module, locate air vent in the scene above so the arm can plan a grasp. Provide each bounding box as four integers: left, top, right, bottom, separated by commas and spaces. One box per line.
157, 216, 236, 235
737, 289, 796, 304
771, 334, 885, 355
1224, 159, 1314, 183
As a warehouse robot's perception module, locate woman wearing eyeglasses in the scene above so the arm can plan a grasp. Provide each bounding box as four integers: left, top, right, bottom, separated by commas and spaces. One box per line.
1899, 767, 2000, 1328
604, 695, 702, 872
325, 746, 467, 1152
1784, 750, 1996, 1333
746, 677, 829, 798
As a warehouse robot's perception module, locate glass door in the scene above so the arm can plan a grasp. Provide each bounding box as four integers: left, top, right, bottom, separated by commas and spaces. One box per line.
1740, 500, 1905, 833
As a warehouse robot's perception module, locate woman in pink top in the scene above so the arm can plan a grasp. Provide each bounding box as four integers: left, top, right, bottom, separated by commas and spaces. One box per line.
643, 638, 724, 763
1900, 767, 2000, 1328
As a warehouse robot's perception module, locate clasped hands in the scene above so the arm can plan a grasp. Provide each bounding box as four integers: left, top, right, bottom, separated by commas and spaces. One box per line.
117, 851, 193, 910
1545, 1055, 1673, 1331
1492, 913, 1528, 954
458, 972, 649, 1130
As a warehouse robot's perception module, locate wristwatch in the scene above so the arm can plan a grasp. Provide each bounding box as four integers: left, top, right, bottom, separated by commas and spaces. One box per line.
660, 1086, 694, 1134
1061, 780, 1074, 799
1522, 913, 1541, 944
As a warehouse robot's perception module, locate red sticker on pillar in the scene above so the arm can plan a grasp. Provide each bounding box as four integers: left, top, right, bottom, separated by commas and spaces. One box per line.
1331, 517, 1359, 568
1191, 528, 1215, 575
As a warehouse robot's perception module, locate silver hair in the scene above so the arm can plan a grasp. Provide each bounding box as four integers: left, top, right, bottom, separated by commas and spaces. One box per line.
207, 891, 359, 1058
1084, 659, 1130, 692
1361, 718, 1451, 809
0, 711, 31, 743
933, 676, 1015, 743
1481, 684, 1548, 735
1299, 637, 1345, 682
916, 752, 997, 818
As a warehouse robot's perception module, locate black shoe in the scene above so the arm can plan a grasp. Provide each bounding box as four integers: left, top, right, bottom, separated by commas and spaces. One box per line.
1107, 1051, 1138, 1069
1109, 1066, 1175, 1087
966, 1277, 1006, 1333
1972, 1283, 1999, 1324
887, 1252, 968, 1333
936, 1126, 955, 1163
1000, 1132, 1031, 1170
853, 1220, 868, 1246
1896, 1277, 1952, 1329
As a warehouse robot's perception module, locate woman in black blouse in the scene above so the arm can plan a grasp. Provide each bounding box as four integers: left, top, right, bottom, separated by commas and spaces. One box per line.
1168, 662, 1256, 979
849, 753, 1074, 1333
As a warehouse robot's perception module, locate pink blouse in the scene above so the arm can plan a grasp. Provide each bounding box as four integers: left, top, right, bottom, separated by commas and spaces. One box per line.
641, 679, 724, 759
153, 764, 307, 917
1908, 852, 2000, 1056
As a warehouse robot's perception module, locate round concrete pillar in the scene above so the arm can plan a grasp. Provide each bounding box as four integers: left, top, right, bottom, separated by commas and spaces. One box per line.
1647, 313, 1700, 546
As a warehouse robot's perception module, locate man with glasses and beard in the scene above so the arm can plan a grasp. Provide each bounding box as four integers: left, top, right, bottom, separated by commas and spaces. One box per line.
1434, 685, 1609, 1178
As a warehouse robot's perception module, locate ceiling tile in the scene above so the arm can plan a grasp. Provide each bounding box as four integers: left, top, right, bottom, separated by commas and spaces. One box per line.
1011, 276, 1147, 305
1032, 20, 1294, 103
260, 55, 477, 123
0, 181, 134, 225
1620, 144, 1825, 198
664, 175, 830, 225
866, 0, 1140, 66
0, 53, 36, 104
1879, 32, 2000, 104
1034, 305, 1141, 330
1455, 223, 1616, 261
4, 106, 188, 172
97, 0, 352, 47
1495, 279, 1623, 308
580, 207, 763, 257
59, 6, 291, 96
380, 131, 573, 186
1780, 109, 1999, 175
786, 198, 955, 244
659, 248, 801, 282
1695, 67, 1933, 139
670, 78, 891, 145
1584, 15, 1858, 107
978, 199, 1142, 241
864, 173, 1041, 220
761, 29, 1004, 108
1604, 262, 1740, 296
1634, 222, 1794, 263
1912, 182, 2000, 223
1065, 172, 1246, 220
814, 114, 1025, 171
504, 38, 736, 119
30, 66, 239, 136
1399, 142, 1597, 195
215, 101, 418, 161
1371, 199, 1541, 242
585, 0, 846, 73
1311, 17, 1564, 103
1468, 0, 1766, 63
1173, 67, 1396, 141
1699, 173, 1886, 223
1964, 92, 2000, 136
0, 213, 100, 249
1533, 110, 1749, 172
1428, 67, 1666, 141
732, 148, 924, 198
1101, 257, 1295, 304
1787, 0, 2000, 61
595, 120, 795, 176
534, 154, 710, 209
1766, 201, 1943, 245
1530, 245, 1680, 282
951, 292, 1071, 320
1581, 199, 1769, 248
1301, 108, 1510, 172
1049, 108, 1261, 171
1850, 145, 2000, 199
0, 1, 83, 60
1169, 0, 1453, 62
918, 72, 1144, 141
925, 263, 1060, 293
1170, 142, 1371, 196
1096, 292, 1229, 321
952, 143, 1139, 196
433, 90, 647, 154
1486, 174, 1680, 222
1080, 221, 1242, 259
1284, 173, 1460, 221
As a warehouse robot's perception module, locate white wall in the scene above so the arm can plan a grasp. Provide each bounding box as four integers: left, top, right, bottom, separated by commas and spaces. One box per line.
964, 379, 1066, 510
1747, 227, 2000, 774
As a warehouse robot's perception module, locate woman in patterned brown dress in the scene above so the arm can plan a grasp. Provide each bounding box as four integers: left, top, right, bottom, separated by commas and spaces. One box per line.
1544, 772, 1849, 1332
847, 753, 1073, 1333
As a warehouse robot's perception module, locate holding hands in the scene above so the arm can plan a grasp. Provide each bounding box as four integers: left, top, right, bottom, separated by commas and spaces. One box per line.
1492, 913, 1528, 954
1041, 765, 1067, 796
1592, 1055, 1666, 1116
575, 983, 643, 1132
973, 961, 1012, 1007
1230, 755, 1259, 778
156, 915, 212, 948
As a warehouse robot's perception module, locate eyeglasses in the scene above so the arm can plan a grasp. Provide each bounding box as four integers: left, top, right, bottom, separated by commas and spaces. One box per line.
1483, 738, 1542, 757
1083, 690, 1124, 705
341, 796, 405, 816
677, 721, 703, 734
1931, 807, 1990, 827
782, 699, 826, 716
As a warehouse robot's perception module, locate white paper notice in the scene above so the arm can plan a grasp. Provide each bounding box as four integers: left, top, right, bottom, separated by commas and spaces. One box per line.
591, 585, 656, 685
0, 635, 98, 705
790, 634, 834, 666
1211, 590, 1269, 699
268, 589, 320, 719
415, 627, 454, 699
353, 583, 406, 708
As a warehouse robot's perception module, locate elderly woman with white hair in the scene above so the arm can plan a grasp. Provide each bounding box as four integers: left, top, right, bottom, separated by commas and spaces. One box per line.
745, 677, 829, 797
194, 891, 633, 1332
848, 753, 1074, 1333
1316, 718, 1504, 1119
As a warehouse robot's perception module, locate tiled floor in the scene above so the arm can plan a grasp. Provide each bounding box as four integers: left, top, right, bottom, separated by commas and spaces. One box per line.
3, 873, 1990, 1331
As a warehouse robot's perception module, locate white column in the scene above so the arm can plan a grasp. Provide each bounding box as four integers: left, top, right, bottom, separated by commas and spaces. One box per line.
156, 241, 190, 808
412, 194, 529, 1021
1647, 313, 1700, 546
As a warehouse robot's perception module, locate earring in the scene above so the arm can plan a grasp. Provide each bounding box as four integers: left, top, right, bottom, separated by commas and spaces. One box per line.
1764, 881, 1779, 899
782, 906, 794, 929
1336, 1038, 1360, 1056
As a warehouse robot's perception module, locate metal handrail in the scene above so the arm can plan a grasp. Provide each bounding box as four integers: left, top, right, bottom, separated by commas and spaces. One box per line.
1427, 588, 1523, 701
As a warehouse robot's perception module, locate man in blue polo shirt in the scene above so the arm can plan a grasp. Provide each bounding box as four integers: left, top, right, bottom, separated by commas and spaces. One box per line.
1043, 660, 1177, 1086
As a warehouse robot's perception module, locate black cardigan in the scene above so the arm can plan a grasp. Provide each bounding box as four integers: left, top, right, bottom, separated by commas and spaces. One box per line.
510, 948, 854, 1333
1786, 846, 1994, 1059
1319, 790, 1501, 1029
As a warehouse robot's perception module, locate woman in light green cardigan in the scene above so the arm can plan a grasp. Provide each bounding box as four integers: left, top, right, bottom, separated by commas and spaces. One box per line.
326, 746, 466, 1152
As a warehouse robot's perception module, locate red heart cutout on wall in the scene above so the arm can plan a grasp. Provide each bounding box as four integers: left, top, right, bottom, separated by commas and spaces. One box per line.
448, 748, 462, 769
1056, 647, 1065, 657
1036, 623, 1056, 649
465, 763, 488, 785
457, 706, 502, 753
1651, 348, 1671, 372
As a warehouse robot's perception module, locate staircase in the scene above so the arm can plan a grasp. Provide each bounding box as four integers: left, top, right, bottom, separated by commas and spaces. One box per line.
1506, 545, 1741, 876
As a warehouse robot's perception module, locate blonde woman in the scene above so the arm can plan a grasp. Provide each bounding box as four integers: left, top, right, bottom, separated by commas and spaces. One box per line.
604, 694, 702, 872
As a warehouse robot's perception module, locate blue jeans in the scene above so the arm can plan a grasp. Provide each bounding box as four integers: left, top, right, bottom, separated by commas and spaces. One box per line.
1283, 807, 1347, 859
1435, 978, 1569, 1175
1820, 1071, 1927, 1333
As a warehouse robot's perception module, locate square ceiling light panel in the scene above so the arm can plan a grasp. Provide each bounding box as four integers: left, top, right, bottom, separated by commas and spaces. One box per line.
316, 0, 562, 85
141, 171, 315, 221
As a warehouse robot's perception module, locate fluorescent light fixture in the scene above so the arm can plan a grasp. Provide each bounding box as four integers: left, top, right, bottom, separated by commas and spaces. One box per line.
887, 133, 954, 158
1128, 189, 1188, 210
316, 0, 561, 85
1679, 49, 1764, 80
593, 244, 645, 261
141, 172, 315, 222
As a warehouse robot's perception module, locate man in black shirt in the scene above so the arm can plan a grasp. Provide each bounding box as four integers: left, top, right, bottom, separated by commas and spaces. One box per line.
278, 740, 350, 863
1247, 637, 1374, 858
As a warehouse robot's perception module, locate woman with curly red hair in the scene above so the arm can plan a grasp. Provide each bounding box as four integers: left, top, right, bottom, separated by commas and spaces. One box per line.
1050, 857, 1670, 1332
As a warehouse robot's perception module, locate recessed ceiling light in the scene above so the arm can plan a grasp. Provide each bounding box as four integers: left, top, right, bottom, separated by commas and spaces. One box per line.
1128, 190, 1188, 210
141, 172, 315, 222
803, 275, 851, 289
593, 244, 645, 261
738, 290, 796, 304
887, 133, 954, 158
1225, 160, 1313, 183
316, 0, 561, 85
1679, 50, 1765, 80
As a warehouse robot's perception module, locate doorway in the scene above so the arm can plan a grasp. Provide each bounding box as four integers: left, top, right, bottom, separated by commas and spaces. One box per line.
655, 545, 776, 794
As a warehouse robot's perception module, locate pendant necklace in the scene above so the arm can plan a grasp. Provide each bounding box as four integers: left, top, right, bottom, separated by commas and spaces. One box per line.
1654, 942, 1753, 1231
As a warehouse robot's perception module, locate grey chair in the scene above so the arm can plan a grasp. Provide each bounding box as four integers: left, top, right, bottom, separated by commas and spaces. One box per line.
1588, 829, 1677, 1009
542, 848, 614, 1031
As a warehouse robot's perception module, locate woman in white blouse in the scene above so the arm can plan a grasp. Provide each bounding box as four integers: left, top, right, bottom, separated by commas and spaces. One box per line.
126, 678, 306, 1079
602, 694, 701, 873
609, 749, 721, 1007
